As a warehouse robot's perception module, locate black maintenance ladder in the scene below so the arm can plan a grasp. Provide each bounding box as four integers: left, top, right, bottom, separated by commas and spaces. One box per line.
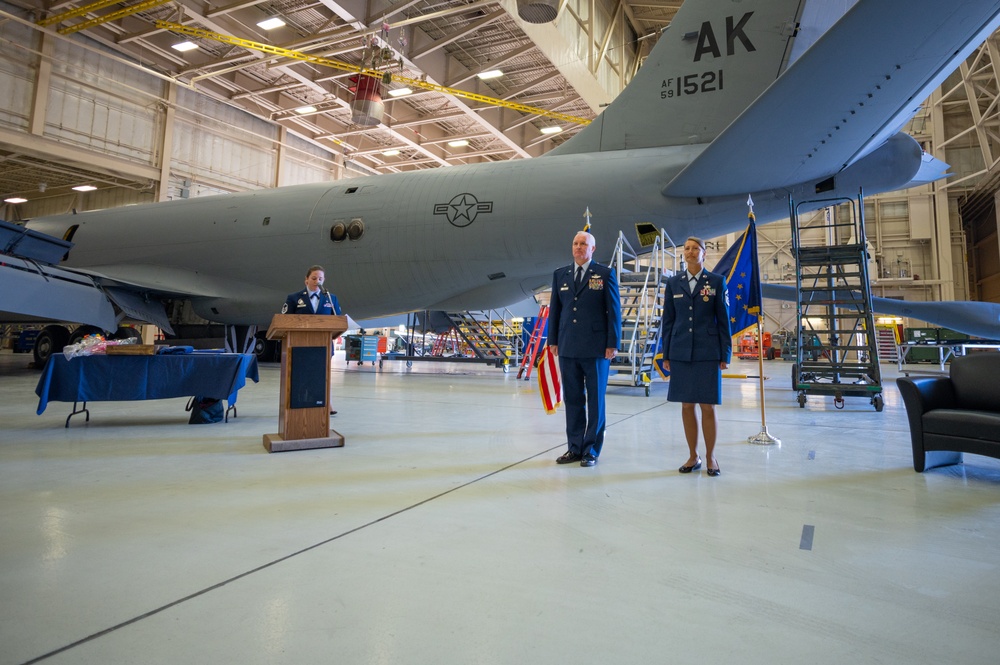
789, 193, 883, 411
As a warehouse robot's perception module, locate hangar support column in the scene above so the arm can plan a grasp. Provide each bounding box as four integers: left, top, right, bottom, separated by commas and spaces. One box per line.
28, 31, 52, 137
928, 87, 957, 302
156, 83, 176, 203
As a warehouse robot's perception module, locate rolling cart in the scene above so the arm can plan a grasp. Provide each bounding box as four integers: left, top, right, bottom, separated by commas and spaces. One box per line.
345, 334, 381, 366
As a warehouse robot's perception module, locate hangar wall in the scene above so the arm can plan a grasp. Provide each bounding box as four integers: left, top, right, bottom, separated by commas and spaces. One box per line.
0, 1, 349, 218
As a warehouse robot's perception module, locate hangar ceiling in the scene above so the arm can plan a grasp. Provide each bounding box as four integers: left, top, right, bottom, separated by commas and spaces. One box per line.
3, 1, 1000, 209
0, 0, 681, 203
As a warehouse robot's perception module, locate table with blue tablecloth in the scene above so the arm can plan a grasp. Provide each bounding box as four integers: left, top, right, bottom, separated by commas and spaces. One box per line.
35, 352, 259, 426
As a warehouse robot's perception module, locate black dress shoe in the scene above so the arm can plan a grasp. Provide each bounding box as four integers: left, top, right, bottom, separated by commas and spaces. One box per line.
706, 466, 721, 477
678, 458, 702, 473
557, 452, 582, 464
330, 410, 338, 415
580, 454, 597, 467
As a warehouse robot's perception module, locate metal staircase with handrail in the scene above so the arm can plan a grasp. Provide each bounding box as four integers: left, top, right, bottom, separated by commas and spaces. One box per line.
608, 229, 679, 396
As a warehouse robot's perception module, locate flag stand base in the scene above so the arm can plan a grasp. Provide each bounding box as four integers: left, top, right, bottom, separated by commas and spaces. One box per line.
748, 426, 780, 446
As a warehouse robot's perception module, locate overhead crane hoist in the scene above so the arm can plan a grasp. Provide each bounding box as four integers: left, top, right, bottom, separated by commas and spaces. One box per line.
153, 21, 593, 127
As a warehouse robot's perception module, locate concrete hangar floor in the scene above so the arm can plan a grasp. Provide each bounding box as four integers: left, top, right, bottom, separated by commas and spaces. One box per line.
1, 350, 998, 665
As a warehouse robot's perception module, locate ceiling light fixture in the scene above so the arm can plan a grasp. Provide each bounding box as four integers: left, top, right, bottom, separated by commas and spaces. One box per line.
257, 17, 285, 30
72, 185, 97, 192
4, 197, 28, 204
171, 41, 199, 52
294, 105, 318, 114
447, 140, 469, 148
382, 149, 401, 156
540, 126, 563, 134
387, 87, 412, 97
477, 69, 503, 80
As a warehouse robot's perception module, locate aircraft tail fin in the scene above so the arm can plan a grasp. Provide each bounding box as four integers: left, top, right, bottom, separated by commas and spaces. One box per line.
549, 0, 811, 155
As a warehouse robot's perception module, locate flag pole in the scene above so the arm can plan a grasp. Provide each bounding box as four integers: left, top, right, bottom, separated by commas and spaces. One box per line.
748, 312, 779, 444
745, 195, 780, 446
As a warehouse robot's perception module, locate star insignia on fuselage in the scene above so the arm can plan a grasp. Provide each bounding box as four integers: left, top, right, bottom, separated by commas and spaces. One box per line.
433, 193, 493, 227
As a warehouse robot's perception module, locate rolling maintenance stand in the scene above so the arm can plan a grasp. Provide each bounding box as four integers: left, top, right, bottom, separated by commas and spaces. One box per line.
789, 192, 884, 411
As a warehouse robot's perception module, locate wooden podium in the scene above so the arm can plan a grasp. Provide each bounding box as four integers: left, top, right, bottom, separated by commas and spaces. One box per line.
263, 313, 348, 453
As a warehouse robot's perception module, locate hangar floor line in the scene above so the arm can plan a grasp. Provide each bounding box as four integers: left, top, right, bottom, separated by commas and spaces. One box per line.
1, 351, 998, 665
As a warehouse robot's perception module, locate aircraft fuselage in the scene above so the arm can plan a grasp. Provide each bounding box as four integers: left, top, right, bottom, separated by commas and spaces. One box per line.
27, 138, 915, 326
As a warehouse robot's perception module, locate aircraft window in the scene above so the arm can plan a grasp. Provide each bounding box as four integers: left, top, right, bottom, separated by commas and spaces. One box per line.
347, 219, 364, 240
345, 187, 359, 194
262, 217, 270, 226
330, 222, 347, 242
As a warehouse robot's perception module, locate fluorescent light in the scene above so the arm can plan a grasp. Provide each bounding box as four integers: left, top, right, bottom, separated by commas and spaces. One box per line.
294, 105, 317, 114
381, 149, 400, 156
477, 69, 503, 80
4, 197, 27, 204
72, 185, 97, 192
387, 87, 412, 97
171, 41, 199, 52
540, 126, 563, 134
257, 17, 285, 30
447, 140, 469, 148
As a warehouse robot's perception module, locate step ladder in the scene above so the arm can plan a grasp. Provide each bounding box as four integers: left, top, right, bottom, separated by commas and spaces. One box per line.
875, 325, 900, 364
608, 229, 678, 396
430, 328, 463, 356
789, 193, 884, 411
517, 304, 549, 380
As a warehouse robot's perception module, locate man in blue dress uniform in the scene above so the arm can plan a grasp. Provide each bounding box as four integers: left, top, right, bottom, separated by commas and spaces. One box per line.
547, 231, 622, 467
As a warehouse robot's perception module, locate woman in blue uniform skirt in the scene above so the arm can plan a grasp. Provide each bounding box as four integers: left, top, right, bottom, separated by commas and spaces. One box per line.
660, 237, 732, 476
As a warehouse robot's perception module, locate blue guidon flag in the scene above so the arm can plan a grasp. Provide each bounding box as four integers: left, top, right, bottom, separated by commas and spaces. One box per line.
713, 210, 762, 338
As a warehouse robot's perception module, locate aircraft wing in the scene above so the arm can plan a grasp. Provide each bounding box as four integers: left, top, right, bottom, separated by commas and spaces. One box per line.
761, 283, 1000, 340
665, 0, 1000, 197
0, 219, 193, 333
0, 260, 183, 334
39, 262, 253, 334
0, 257, 118, 331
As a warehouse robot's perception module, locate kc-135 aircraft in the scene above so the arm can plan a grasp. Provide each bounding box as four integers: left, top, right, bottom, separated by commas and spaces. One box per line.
7, 0, 1000, 355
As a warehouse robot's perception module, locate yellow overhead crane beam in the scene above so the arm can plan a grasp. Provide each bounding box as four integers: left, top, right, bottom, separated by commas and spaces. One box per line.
37, 0, 122, 27
41, 0, 171, 35
154, 21, 593, 127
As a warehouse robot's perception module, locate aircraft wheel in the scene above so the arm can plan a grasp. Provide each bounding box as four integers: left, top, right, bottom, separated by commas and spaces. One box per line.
112, 325, 143, 342
33, 325, 70, 366
251, 336, 266, 356
68, 325, 104, 346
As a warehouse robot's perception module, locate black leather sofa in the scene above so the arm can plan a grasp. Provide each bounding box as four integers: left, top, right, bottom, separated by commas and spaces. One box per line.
896, 353, 1000, 472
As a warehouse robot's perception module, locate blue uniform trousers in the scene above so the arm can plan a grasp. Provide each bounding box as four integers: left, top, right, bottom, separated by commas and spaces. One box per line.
559, 355, 611, 457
